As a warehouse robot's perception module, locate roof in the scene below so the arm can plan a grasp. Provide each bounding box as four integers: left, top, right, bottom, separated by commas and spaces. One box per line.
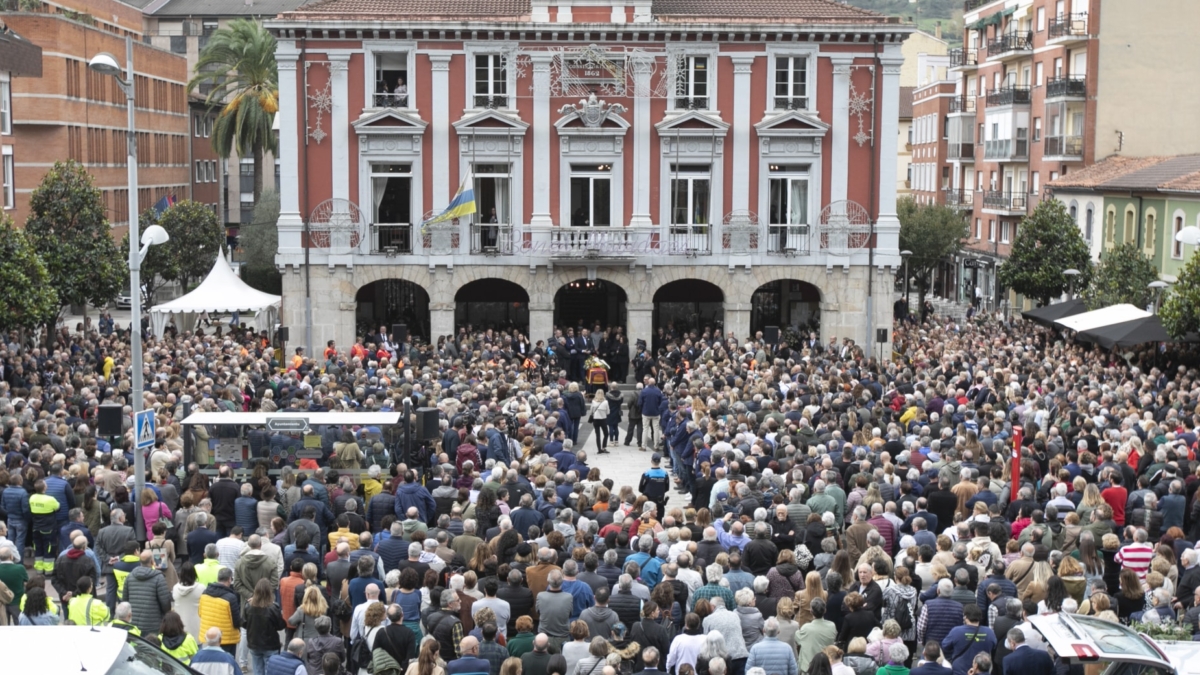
0, 25, 43, 78
898, 86, 914, 120
150, 0, 309, 15
281, 0, 894, 21
152, 251, 281, 314
0, 627, 129, 674
1048, 154, 1200, 194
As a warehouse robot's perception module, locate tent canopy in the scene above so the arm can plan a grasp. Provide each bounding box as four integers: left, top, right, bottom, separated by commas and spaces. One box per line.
150, 252, 280, 338
1022, 298, 1086, 328
1054, 304, 1150, 333
1076, 316, 1170, 350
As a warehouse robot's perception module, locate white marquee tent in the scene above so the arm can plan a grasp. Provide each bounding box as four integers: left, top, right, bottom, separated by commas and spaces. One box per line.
150, 252, 281, 338
1054, 304, 1150, 332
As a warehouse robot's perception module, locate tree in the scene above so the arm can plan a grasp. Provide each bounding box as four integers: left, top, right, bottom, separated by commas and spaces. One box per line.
897, 197, 968, 313
997, 199, 1092, 306
1160, 251, 1200, 339
1082, 242, 1160, 311
158, 201, 225, 291
240, 190, 282, 294
0, 214, 59, 332
188, 19, 278, 204
25, 160, 125, 329
121, 209, 177, 304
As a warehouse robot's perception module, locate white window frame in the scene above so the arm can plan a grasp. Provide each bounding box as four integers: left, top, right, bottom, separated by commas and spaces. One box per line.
668, 47, 718, 113
1174, 211, 1186, 259
2, 146, 12, 209
669, 164, 712, 227
988, 219, 996, 242
766, 46, 817, 113
370, 162, 415, 225
975, 217, 982, 240
193, 113, 201, 138
195, 160, 203, 183
464, 42, 517, 112
568, 164, 613, 227
473, 162, 513, 226
766, 165, 811, 227
1037, 7, 1046, 31
363, 42, 418, 113
0, 77, 10, 136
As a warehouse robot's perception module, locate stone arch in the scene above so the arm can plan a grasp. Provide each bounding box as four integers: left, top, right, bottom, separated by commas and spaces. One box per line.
354, 277, 432, 342
749, 278, 822, 338
454, 278, 530, 331
652, 278, 724, 335
553, 278, 628, 330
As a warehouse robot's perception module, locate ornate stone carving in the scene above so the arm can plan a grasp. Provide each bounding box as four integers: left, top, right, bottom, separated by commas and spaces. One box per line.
558, 92, 627, 128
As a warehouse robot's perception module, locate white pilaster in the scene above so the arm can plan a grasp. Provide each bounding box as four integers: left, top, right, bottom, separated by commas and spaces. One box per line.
430, 53, 453, 208
876, 52, 905, 256
275, 43, 303, 254
529, 302, 554, 345
530, 54, 554, 226
431, 304, 455, 341
626, 303, 653, 372
830, 56, 853, 204
328, 54, 351, 204
731, 55, 754, 212
630, 55, 654, 227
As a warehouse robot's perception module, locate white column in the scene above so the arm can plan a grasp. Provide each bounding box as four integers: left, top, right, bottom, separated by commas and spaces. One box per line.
731, 55, 754, 212
530, 54, 554, 226
830, 56, 853, 204
529, 301, 554, 344
430, 53, 453, 208
876, 52, 905, 256
430, 304, 455, 341
724, 304, 751, 344
328, 54, 351, 203
276, 43, 303, 254
626, 303, 653, 371
630, 55, 653, 227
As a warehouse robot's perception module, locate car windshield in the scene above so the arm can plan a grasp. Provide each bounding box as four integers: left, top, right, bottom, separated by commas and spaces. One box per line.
1070, 615, 1161, 660
104, 638, 193, 675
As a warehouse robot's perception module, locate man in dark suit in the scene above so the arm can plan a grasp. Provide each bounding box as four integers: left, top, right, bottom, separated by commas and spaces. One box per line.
1002, 628, 1054, 675
909, 642, 952, 675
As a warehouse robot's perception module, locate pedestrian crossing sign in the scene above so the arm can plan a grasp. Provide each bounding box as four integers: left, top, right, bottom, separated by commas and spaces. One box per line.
135, 409, 156, 450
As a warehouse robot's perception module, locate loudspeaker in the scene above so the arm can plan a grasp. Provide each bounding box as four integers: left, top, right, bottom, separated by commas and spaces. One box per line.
876, 328, 889, 343
414, 407, 439, 440
98, 403, 124, 437
763, 326, 780, 345
392, 324, 408, 344
278, 326, 289, 342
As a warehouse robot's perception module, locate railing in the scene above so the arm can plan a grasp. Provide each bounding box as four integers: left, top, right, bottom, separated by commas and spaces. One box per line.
983, 191, 1028, 212
984, 138, 1029, 160
964, 0, 993, 11
948, 143, 975, 160
372, 92, 409, 108
949, 96, 976, 113
986, 32, 1032, 58
526, 227, 640, 256
1046, 77, 1086, 99
470, 223, 514, 254
986, 86, 1031, 107
666, 224, 712, 255
773, 97, 808, 111
1048, 13, 1089, 39
473, 95, 508, 109
370, 223, 413, 254
949, 48, 978, 68
766, 224, 811, 255
674, 97, 709, 111
944, 188, 971, 209
1044, 135, 1084, 158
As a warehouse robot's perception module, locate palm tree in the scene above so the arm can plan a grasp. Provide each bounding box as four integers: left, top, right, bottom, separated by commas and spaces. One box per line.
188, 18, 278, 205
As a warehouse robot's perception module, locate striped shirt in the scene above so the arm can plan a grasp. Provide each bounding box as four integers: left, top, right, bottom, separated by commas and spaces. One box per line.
1115, 542, 1154, 579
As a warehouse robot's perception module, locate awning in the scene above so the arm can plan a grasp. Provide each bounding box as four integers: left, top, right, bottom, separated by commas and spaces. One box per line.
967, 6, 1014, 30
1021, 298, 1086, 328
1055, 304, 1151, 332
1075, 316, 1170, 349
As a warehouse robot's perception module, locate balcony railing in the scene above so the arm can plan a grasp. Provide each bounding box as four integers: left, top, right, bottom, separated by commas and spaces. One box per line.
1048, 13, 1089, 40
949, 48, 978, 68
371, 223, 413, 254
944, 188, 972, 210
948, 143, 975, 160
470, 223, 514, 254
666, 224, 712, 255
1046, 77, 1086, 99
986, 32, 1033, 58
766, 224, 811, 255
984, 138, 1029, 160
773, 97, 809, 111
674, 97, 710, 111
1044, 135, 1084, 158
983, 191, 1028, 212
964, 0, 992, 11
949, 96, 977, 114
473, 95, 508, 109
986, 86, 1031, 107
372, 92, 410, 108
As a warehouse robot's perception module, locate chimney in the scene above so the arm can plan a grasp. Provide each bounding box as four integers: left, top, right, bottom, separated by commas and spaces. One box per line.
935, 21, 942, 40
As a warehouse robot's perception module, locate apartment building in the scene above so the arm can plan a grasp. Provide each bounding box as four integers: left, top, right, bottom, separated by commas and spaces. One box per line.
0, 25, 42, 219
4, 0, 191, 234
897, 29, 949, 202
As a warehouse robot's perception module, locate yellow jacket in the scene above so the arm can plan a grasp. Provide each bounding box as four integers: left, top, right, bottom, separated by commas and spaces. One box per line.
67, 593, 111, 626
328, 527, 360, 551
195, 559, 225, 587
363, 478, 383, 503
198, 585, 240, 646
160, 633, 199, 664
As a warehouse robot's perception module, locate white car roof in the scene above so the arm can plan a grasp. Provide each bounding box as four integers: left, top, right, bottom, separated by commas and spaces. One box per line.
0, 626, 128, 674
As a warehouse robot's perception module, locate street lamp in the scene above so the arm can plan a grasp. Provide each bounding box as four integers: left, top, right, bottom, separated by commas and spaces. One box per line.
1063, 268, 1081, 299
900, 250, 913, 306
90, 37, 169, 541
1149, 280, 1169, 313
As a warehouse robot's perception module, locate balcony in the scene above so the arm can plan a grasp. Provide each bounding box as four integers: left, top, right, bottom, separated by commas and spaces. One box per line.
765, 224, 811, 255
773, 97, 809, 111
948, 143, 975, 161
949, 96, 977, 114
986, 86, 1031, 108
1048, 13, 1089, 43
1043, 135, 1084, 160
986, 33, 1033, 60
983, 190, 1028, 214
963, 0, 994, 11
1046, 77, 1087, 101
473, 95, 508, 109
674, 97, 710, 111
371, 223, 413, 254
470, 223, 514, 255
372, 92, 410, 108
949, 48, 978, 69
984, 137, 1029, 160
944, 188, 972, 211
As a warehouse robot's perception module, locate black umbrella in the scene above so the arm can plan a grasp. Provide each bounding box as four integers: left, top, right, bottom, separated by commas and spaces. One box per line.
1075, 315, 1171, 349
1020, 298, 1087, 328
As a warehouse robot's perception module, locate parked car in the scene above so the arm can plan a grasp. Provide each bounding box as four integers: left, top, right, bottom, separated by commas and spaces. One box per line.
1027, 613, 1200, 675
0, 626, 200, 675
115, 287, 147, 309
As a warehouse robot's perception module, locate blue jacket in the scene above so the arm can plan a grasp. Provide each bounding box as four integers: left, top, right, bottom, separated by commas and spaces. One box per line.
376, 536, 408, 573
265, 651, 306, 675
1002, 646, 1054, 675
393, 482, 436, 524
638, 386, 664, 417
191, 646, 245, 675
234, 497, 259, 534
368, 493, 394, 532
746, 636, 798, 675
43, 476, 74, 523
486, 428, 511, 465
941, 625, 996, 675
2, 486, 29, 524
301, 480, 331, 510
920, 597, 964, 647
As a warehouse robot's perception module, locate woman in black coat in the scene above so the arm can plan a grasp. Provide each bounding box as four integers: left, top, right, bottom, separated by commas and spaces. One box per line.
836, 591, 876, 649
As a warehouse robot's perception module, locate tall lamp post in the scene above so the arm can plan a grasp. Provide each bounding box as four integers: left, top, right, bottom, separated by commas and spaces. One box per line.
1063, 268, 1080, 299
900, 250, 913, 306
1148, 280, 1169, 313
89, 38, 170, 540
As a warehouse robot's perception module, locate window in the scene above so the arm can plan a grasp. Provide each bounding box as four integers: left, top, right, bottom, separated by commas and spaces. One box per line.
371, 163, 413, 224
1032, 172, 1039, 193
195, 160, 203, 183
773, 56, 808, 110
1174, 216, 1185, 258
1037, 7, 1046, 31
675, 56, 709, 110
1124, 208, 1136, 244
569, 164, 611, 227
767, 165, 809, 226
473, 54, 507, 109
1145, 211, 1156, 253
1053, 57, 1063, 78
373, 52, 409, 108
1033, 117, 1042, 142
1106, 207, 1116, 245
988, 219, 995, 242
194, 114, 201, 137
1, 79, 11, 135
204, 116, 212, 137
2, 147, 12, 209
170, 36, 186, 54
975, 218, 982, 240
1069, 204, 1077, 220
669, 164, 711, 228
1035, 62, 1044, 87
1085, 206, 1094, 243
239, 159, 254, 195
1001, 221, 1011, 244
474, 163, 511, 225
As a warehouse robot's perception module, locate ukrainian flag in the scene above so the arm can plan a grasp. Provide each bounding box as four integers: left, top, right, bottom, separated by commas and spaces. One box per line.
423, 173, 476, 226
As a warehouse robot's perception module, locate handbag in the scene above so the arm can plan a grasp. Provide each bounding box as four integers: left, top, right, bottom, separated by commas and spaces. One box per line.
796, 544, 814, 570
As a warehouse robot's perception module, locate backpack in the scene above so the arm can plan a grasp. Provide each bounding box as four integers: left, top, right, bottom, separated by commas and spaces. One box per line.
892, 593, 913, 632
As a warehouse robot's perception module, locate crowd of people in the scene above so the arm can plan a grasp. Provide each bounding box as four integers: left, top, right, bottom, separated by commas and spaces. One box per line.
0, 308, 1197, 675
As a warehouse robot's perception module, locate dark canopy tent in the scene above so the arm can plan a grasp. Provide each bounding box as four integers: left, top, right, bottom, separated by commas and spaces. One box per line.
1075, 316, 1170, 350
1021, 298, 1086, 328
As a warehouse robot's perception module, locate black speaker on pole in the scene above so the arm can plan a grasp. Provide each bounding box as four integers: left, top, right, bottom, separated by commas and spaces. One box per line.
98, 402, 124, 437
876, 328, 889, 343
763, 326, 780, 345
392, 324, 408, 345
415, 407, 439, 440
278, 326, 289, 342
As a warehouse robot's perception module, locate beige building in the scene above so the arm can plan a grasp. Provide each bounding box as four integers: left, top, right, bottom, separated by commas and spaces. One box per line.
898, 30, 949, 201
